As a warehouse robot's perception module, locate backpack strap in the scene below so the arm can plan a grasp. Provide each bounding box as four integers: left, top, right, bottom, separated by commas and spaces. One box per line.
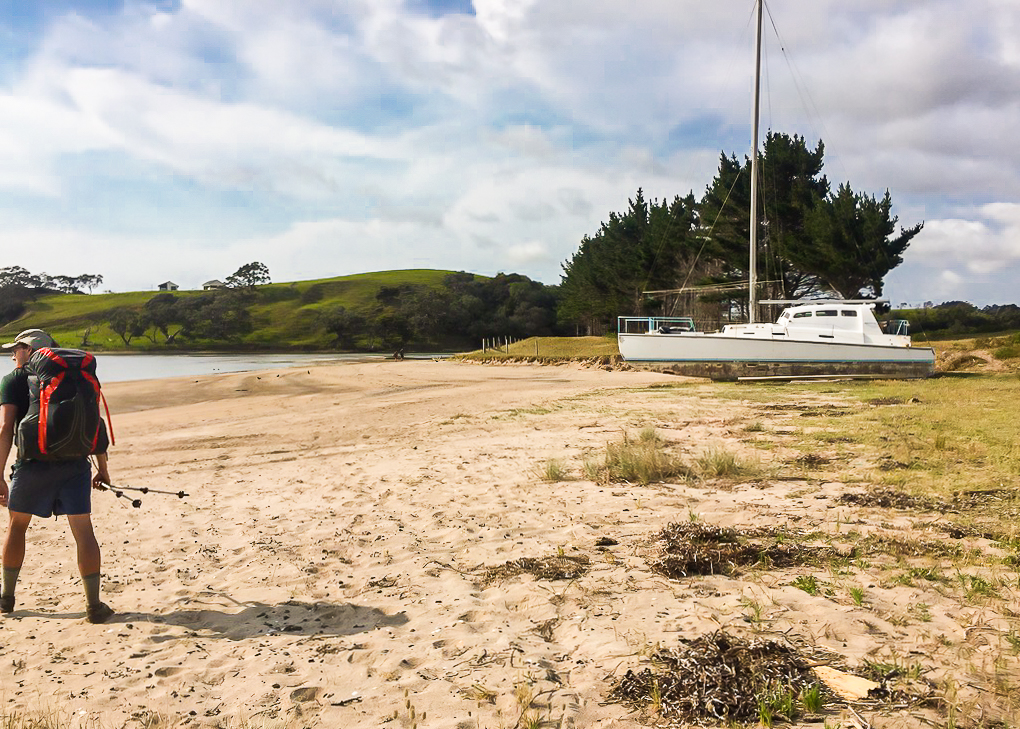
99, 389, 115, 447
78, 353, 115, 449
38, 371, 66, 456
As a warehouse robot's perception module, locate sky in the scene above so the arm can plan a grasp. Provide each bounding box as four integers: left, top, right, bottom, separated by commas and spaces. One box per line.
0, 0, 1018, 307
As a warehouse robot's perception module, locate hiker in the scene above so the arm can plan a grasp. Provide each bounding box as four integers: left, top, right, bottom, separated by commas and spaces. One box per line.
0, 328, 114, 623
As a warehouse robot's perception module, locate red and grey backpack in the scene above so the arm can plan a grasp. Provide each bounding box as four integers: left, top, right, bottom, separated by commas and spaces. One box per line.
16, 347, 114, 461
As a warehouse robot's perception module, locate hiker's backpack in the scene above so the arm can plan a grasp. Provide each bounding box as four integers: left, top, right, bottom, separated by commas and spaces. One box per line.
16, 348, 113, 461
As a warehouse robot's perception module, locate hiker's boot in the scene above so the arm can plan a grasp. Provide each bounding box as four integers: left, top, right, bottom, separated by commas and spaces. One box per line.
0, 595, 14, 614
86, 601, 114, 624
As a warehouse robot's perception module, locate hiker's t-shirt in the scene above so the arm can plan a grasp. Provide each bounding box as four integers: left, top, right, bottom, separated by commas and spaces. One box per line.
0, 367, 29, 426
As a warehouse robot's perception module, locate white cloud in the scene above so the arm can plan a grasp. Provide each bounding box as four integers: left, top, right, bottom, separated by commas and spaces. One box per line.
506, 241, 551, 265
914, 204, 1020, 273
0, 0, 1018, 308
489, 124, 556, 159
885, 203, 1020, 305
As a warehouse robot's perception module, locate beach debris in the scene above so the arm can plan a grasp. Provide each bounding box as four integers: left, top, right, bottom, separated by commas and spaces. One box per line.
533, 618, 559, 642
813, 666, 879, 701
792, 453, 831, 468
760, 403, 854, 417
866, 396, 907, 406
836, 488, 941, 511
857, 659, 937, 704
479, 554, 590, 585
595, 536, 618, 547
606, 630, 821, 724
290, 686, 320, 703
367, 575, 399, 589
649, 522, 833, 579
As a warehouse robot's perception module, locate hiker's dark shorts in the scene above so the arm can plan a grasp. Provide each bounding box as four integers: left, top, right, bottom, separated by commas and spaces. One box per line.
8, 459, 92, 518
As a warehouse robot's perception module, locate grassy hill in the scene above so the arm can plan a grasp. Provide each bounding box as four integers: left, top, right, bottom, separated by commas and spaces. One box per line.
0, 269, 465, 352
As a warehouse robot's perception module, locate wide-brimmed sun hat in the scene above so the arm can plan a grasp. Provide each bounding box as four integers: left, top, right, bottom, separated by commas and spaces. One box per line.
1, 329, 57, 350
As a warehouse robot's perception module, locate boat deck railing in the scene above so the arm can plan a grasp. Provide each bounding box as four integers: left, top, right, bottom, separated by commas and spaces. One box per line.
618, 316, 697, 335
881, 319, 910, 336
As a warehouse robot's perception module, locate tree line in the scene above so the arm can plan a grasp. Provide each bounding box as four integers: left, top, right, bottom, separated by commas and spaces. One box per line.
0, 266, 105, 324
107, 291, 254, 345
559, 132, 924, 333
106, 262, 270, 344
902, 302, 1020, 339
104, 271, 562, 350
319, 272, 560, 351
0, 266, 104, 293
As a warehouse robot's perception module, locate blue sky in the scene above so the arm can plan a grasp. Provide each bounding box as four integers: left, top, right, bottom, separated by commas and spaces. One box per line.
1, 0, 1018, 306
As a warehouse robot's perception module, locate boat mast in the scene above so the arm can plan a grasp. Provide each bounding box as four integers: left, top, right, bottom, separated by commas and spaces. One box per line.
748, 0, 763, 324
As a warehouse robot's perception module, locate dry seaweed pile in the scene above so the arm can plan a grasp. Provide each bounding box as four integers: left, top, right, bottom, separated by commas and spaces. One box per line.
792, 453, 831, 468
866, 396, 908, 406
650, 523, 829, 579
760, 404, 853, 417
479, 554, 590, 585
607, 631, 818, 725
836, 488, 943, 511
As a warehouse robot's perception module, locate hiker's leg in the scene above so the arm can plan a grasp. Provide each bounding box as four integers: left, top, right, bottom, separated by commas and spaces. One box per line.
3, 511, 32, 570
67, 514, 112, 623
66, 513, 101, 577
2, 511, 32, 612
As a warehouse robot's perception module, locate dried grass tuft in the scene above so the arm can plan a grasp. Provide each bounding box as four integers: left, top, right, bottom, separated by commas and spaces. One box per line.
479, 554, 590, 585
588, 430, 694, 485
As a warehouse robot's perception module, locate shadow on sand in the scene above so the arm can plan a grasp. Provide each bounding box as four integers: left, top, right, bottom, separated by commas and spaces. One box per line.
12, 599, 408, 640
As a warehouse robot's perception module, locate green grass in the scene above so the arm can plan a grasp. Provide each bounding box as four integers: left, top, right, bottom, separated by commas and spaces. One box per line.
792, 574, 820, 595
848, 585, 865, 606
760, 376, 1020, 502
799, 684, 824, 714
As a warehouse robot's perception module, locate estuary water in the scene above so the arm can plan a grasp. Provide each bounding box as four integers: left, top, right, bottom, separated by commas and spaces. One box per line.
0, 352, 393, 383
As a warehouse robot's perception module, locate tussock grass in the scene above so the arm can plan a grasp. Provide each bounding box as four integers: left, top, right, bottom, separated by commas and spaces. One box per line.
534, 458, 570, 482
695, 446, 756, 478
586, 429, 694, 485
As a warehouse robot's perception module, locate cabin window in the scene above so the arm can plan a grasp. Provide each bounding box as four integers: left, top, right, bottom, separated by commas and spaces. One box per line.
793, 311, 813, 319
816, 309, 838, 317
841, 310, 858, 317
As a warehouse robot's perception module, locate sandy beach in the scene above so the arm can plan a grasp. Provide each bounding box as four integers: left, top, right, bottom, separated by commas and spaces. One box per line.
0, 360, 1015, 728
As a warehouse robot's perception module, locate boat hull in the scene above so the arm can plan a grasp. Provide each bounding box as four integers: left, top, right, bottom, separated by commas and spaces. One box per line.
618, 333, 935, 381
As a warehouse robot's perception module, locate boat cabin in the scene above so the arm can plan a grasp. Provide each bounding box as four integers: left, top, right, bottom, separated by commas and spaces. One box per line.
722, 301, 912, 347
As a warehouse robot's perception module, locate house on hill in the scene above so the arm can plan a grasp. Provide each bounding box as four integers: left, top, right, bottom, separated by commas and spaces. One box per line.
157, 281, 179, 291
202, 279, 226, 290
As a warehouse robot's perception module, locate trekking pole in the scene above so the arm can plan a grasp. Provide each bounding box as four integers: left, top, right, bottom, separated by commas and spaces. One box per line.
95, 483, 142, 508
99, 483, 188, 499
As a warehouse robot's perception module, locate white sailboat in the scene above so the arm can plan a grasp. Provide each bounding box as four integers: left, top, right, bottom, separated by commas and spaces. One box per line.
617, 1, 935, 381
